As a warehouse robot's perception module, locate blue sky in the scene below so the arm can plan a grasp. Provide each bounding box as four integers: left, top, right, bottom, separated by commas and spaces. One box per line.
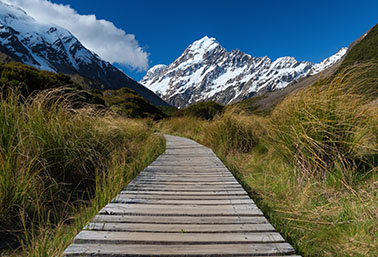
50, 0, 378, 80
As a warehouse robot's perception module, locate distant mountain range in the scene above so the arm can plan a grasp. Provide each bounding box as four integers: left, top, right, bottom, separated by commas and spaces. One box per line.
0, 1, 168, 106
140, 36, 347, 108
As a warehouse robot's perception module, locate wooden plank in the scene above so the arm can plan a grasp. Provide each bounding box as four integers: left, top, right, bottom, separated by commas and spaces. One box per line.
140, 172, 232, 177
155, 155, 218, 159
130, 179, 239, 183
150, 159, 224, 163
64, 243, 296, 256
144, 166, 229, 170
120, 190, 248, 195
132, 178, 238, 182
99, 204, 263, 216
113, 193, 251, 200
92, 215, 270, 224
122, 188, 246, 192
73, 231, 285, 244
125, 186, 244, 191
140, 168, 229, 173
101, 203, 259, 210
142, 167, 231, 172
134, 176, 236, 180
111, 198, 255, 205
127, 181, 242, 186
85, 222, 275, 233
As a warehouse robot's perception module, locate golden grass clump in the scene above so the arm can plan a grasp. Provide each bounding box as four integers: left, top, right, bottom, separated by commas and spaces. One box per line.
270, 72, 378, 182
203, 109, 264, 155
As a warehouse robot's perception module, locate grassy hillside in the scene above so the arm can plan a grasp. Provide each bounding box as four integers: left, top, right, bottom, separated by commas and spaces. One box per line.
0, 62, 105, 107
0, 87, 165, 255
342, 22, 378, 66
157, 57, 378, 256
98, 87, 167, 120
1, 62, 73, 93
174, 101, 224, 120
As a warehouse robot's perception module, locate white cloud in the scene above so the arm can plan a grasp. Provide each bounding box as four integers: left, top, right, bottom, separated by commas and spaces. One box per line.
3, 0, 149, 71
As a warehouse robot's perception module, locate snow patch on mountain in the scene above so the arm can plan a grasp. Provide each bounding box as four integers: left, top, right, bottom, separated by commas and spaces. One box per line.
0, 1, 96, 72
140, 36, 347, 108
310, 48, 348, 74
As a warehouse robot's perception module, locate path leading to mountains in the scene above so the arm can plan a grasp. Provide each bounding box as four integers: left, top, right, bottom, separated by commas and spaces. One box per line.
64, 135, 299, 256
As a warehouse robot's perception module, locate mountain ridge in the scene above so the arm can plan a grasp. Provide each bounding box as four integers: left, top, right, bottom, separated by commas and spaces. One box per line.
0, 1, 169, 106
140, 36, 347, 108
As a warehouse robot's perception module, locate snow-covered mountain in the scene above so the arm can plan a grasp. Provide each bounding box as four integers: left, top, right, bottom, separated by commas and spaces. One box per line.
0, 1, 168, 106
140, 36, 347, 108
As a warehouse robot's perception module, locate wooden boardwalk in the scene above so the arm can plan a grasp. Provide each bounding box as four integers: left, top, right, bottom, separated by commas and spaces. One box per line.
64, 135, 299, 256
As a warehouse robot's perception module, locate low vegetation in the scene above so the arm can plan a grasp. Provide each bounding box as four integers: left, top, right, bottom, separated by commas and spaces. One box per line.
173, 101, 224, 120
96, 87, 167, 120
157, 64, 378, 256
341, 22, 378, 67
0, 86, 164, 256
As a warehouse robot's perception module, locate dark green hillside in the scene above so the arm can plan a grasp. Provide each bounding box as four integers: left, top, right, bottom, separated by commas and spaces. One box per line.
0, 62, 73, 94
341, 22, 378, 66
0, 62, 105, 106
336, 23, 378, 98
174, 101, 224, 120
100, 87, 167, 120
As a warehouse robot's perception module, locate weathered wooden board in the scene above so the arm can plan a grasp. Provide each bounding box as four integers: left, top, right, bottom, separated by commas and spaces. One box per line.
119, 190, 248, 195
63, 135, 299, 256
73, 231, 285, 244
64, 243, 298, 256
92, 215, 270, 225
99, 204, 263, 216
111, 197, 255, 205
113, 193, 252, 200
85, 222, 276, 233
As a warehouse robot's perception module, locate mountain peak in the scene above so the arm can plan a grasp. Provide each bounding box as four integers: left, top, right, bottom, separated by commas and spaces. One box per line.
187, 36, 220, 53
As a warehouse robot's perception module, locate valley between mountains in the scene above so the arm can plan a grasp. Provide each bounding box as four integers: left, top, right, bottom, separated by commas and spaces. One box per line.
0, 1, 377, 256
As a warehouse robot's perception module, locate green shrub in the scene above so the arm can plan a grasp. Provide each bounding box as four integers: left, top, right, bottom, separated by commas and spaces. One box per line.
158, 105, 178, 116
174, 101, 224, 120
102, 87, 167, 120
0, 62, 72, 96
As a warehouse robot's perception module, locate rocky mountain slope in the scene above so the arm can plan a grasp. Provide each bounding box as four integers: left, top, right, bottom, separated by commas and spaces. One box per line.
140, 36, 347, 108
0, 1, 168, 106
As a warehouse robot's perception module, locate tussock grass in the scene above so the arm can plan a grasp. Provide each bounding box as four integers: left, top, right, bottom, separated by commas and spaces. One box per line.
0, 87, 164, 256
270, 80, 377, 182
203, 110, 262, 154
158, 67, 378, 256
